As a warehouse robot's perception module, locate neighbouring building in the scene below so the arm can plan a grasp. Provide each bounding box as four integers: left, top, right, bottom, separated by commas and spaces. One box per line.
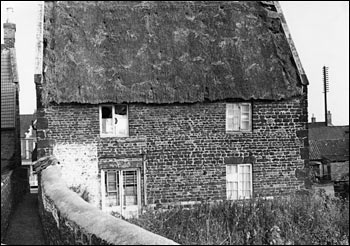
20, 113, 38, 193
309, 111, 333, 128
1, 9, 21, 173
36, 1, 310, 218
1, 8, 29, 240
309, 119, 349, 198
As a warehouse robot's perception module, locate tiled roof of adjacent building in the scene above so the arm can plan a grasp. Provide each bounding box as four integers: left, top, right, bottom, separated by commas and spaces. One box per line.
309, 126, 349, 161
1, 48, 18, 129
41, 1, 307, 105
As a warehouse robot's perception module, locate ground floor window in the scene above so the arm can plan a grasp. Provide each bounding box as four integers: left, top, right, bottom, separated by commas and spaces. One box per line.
226, 164, 252, 200
101, 168, 140, 218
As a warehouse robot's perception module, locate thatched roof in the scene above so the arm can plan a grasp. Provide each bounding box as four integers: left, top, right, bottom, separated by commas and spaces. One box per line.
42, 1, 307, 105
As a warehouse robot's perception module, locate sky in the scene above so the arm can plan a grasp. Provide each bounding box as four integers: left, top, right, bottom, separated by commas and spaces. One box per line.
1, 1, 349, 126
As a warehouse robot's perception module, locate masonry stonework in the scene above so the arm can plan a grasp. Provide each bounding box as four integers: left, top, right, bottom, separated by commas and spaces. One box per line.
1, 171, 12, 241
36, 95, 308, 208
1, 131, 16, 172
1, 168, 29, 241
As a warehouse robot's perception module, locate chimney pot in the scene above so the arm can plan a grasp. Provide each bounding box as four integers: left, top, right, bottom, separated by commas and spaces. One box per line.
327, 111, 332, 126
311, 114, 316, 123
6, 7, 14, 23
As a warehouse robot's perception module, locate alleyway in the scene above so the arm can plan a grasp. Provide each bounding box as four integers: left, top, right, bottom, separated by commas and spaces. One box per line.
3, 193, 45, 245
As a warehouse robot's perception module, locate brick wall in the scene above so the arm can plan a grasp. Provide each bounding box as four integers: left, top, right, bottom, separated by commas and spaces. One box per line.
36, 96, 309, 207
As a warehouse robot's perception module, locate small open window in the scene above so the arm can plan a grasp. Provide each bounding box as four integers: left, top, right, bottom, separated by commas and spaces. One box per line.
100, 105, 129, 137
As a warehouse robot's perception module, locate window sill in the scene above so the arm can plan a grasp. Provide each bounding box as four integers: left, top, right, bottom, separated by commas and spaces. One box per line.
100, 134, 129, 138
226, 130, 252, 134
100, 136, 147, 143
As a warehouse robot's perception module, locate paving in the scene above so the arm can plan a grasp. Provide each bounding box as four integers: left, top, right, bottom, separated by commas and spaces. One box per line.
3, 193, 45, 245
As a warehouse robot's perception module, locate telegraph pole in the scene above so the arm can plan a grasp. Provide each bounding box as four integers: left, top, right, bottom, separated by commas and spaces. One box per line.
323, 66, 329, 126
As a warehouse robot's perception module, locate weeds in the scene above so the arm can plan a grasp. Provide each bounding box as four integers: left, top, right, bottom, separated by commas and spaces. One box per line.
128, 190, 349, 245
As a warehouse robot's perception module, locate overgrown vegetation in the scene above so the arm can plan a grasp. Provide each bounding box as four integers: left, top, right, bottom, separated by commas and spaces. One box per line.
69, 185, 90, 203
128, 190, 349, 245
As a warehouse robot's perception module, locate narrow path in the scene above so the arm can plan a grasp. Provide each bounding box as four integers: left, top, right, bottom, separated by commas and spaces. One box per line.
3, 193, 45, 245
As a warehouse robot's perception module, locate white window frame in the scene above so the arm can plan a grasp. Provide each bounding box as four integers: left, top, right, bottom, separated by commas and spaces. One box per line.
99, 104, 129, 137
106, 171, 119, 193
101, 168, 141, 218
226, 163, 253, 200
226, 103, 252, 132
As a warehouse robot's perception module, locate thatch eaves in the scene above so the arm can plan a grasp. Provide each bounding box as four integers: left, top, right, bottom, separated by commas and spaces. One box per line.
42, 1, 307, 105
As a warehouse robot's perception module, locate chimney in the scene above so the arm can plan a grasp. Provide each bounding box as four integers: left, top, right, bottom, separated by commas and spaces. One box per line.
311, 114, 316, 123
327, 110, 332, 126
3, 7, 16, 49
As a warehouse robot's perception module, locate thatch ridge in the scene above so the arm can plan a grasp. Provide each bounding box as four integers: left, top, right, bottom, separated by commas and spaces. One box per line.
42, 1, 304, 105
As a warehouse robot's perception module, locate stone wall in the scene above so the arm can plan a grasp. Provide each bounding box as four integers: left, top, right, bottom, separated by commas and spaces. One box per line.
38, 164, 178, 245
1, 171, 13, 241
36, 97, 308, 207
1, 130, 16, 172
1, 167, 29, 241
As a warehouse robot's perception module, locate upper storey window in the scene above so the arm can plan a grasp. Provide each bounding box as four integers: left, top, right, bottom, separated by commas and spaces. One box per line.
100, 105, 129, 137
226, 103, 252, 132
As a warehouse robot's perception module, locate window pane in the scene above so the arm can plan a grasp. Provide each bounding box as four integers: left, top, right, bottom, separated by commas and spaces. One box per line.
227, 165, 240, 200
226, 165, 238, 175
106, 192, 118, 207
226, 104, 240, 131
102, 118, 113, 134
123, 171, 137, 206
115, 104, 127, 115
108, 182, 116, 191
115, 115, 128, 136
105, 171, 120, 206
233, 190, 238, 200
240, 104, 251, 131
107, 172, 118, 192
233, 181, 238, 191
241, 113, 249, 121
108, 172, 116, 182
241, 105, 250, 113
226, 104, 234, 130
245, 181, 251, 190
227, 181, 238, 200
115, 105, 128, 137
102, 106, 112, 118
241, 120, 249, 130
233, 116, 240, 130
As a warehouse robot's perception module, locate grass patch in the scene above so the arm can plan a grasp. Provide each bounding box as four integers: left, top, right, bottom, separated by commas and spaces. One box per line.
128, 190, 349, 245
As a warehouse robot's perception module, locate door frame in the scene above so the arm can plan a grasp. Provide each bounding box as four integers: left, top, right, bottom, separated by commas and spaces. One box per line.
101, 168, 141, 218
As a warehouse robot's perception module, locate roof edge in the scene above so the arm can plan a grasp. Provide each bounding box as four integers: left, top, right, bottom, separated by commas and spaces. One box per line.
273, 1, 309, 86
9, 48, 19, 85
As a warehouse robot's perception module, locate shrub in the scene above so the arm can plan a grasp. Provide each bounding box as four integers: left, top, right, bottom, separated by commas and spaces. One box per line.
128, 190, 349, 245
